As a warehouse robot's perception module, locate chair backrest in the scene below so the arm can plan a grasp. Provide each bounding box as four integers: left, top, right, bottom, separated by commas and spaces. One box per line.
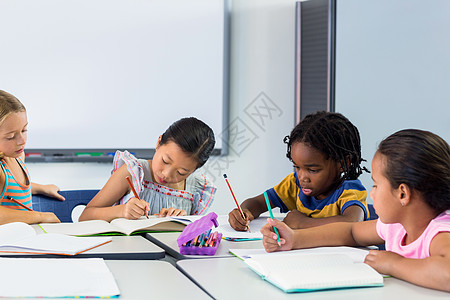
368, 204, 378, 221
32, 190, 99, 222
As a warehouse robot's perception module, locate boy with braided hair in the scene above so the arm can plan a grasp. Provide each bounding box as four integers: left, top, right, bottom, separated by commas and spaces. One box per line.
229, 111, 370, 230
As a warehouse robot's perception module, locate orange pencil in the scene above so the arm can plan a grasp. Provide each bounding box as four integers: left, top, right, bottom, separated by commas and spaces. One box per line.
7, 196, 32, 211
223, 174, 250, 232
125, 176, 148, 219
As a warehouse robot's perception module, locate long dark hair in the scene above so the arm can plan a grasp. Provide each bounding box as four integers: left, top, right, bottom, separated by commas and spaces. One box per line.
284, 111, 368, 180
160, 117, 215, 168
378, 129, 450, 212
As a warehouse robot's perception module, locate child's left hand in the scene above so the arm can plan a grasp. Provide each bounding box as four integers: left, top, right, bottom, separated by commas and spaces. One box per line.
364, 249, 403, 275
158, 207, 187, 217
39, 184, 65, 201
282, 209, 309, 229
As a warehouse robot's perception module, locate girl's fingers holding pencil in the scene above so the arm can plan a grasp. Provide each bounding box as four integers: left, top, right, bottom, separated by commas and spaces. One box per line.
123, 198, 149, 219
261, 219, 294, 252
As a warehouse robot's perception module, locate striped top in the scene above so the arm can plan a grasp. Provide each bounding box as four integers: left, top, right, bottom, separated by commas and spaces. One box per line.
266, 172, 369, 220
113, 151, 216, 215
0, 157, 32, 210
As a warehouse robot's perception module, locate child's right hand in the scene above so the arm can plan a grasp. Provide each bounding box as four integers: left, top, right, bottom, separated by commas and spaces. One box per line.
261, 218, 294, 252
39, 212, 60, 223
122, 197, 149, 219
228, 208, 254, 231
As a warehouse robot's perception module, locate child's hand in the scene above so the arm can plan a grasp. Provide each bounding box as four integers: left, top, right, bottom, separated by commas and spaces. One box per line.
158, 207, 187, 217
40, 184, 65, 201
364, 250, 403, 275
38, 212, 60, 223
282, 209, 309, 229
261, 218, 294, 252
228, 208, 254, 231
122, 197, 149, 219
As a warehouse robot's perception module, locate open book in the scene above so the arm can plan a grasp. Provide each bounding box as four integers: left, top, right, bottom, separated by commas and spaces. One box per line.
0, 222, 111, 256
231, 247, 383, 293
39, 216, 192, 236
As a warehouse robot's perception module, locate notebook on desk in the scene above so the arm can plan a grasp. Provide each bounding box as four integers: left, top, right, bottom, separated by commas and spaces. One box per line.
0, 222, 111, 256
230, 246, 383, 293
39, 216, 192, 236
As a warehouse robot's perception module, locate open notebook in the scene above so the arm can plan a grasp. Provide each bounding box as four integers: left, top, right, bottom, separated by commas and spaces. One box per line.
39, 216, 193, 236
0, 222, 111, 256
230, 247, 383, 293
0, 257, 120, 298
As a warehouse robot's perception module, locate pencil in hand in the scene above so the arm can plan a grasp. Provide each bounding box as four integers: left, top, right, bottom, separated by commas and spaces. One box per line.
125, 176, 148, 219
223, 174, 251, 232
263, 192, 281, 247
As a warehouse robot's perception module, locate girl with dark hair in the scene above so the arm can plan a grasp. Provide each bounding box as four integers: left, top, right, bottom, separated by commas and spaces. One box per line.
261, 129, 450, 292
229, 111, 370, 231
80, 117, 216, 221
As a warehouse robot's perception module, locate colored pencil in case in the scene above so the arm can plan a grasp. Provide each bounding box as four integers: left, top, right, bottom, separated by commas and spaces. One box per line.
223, 174, 250, 232
125, 176, 148, 219
210, 231, 218, 247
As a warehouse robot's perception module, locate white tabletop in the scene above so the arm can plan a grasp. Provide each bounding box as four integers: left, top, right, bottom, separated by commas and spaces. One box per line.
177, 257, 449, 300
0, 235, 165, 260
0, 260, 210, 300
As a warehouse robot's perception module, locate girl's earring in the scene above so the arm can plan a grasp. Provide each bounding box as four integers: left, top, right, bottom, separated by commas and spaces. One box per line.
401, 202, 405, 207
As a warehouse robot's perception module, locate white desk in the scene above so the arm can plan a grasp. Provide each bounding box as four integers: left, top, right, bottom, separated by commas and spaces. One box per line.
177, 257, 449, 300
0, 260, 210, 300
0, 236, 165, 260
145, 232, 263, 259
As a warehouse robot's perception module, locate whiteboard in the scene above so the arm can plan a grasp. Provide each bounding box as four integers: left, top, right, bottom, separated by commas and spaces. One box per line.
0, 0, 229, 161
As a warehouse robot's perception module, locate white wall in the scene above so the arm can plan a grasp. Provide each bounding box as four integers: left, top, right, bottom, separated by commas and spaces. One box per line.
27, 0, 298, 215
335, 0, 450, 202
28, 0, 450, 213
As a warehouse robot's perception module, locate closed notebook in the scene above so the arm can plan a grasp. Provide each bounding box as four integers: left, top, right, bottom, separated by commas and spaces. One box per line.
237, 248, 383, 293
39, 216, 192, 236
0, 222, 111, 256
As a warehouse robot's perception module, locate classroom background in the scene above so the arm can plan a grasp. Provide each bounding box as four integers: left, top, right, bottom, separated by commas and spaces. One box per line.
24, 0, 450, 215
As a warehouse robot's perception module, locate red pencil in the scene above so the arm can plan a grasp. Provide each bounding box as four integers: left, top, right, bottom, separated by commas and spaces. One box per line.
7, 196, 32, 211
223, 174, 250, 232
125, 176, 148, 218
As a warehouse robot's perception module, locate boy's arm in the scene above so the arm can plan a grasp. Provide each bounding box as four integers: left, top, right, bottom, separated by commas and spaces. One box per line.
228, 193, 270, 231
365, 232, 450, 292
0, 206, 60, 225
283, 205, 365, 229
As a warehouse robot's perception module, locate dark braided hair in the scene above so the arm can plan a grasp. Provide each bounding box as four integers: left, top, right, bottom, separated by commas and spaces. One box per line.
284, 111, 368, 180
377, 129, 450, 212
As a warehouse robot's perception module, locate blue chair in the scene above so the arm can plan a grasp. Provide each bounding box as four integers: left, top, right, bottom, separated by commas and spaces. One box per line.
32, 190, 99, 222
368, 204, 378, 221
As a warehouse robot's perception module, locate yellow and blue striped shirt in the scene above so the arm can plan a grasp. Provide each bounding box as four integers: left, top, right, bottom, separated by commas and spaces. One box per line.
266, 172, 369, 220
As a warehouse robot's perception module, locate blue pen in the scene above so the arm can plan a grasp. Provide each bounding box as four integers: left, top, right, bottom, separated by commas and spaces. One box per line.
263, 192, 281, 246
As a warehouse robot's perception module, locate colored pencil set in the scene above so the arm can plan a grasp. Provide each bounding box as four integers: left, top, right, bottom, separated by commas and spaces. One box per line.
182, 229, 219, 248
177, 212, 222, 256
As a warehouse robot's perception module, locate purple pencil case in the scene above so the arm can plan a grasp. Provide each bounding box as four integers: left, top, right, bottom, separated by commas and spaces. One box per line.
177, 212, 222, 256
